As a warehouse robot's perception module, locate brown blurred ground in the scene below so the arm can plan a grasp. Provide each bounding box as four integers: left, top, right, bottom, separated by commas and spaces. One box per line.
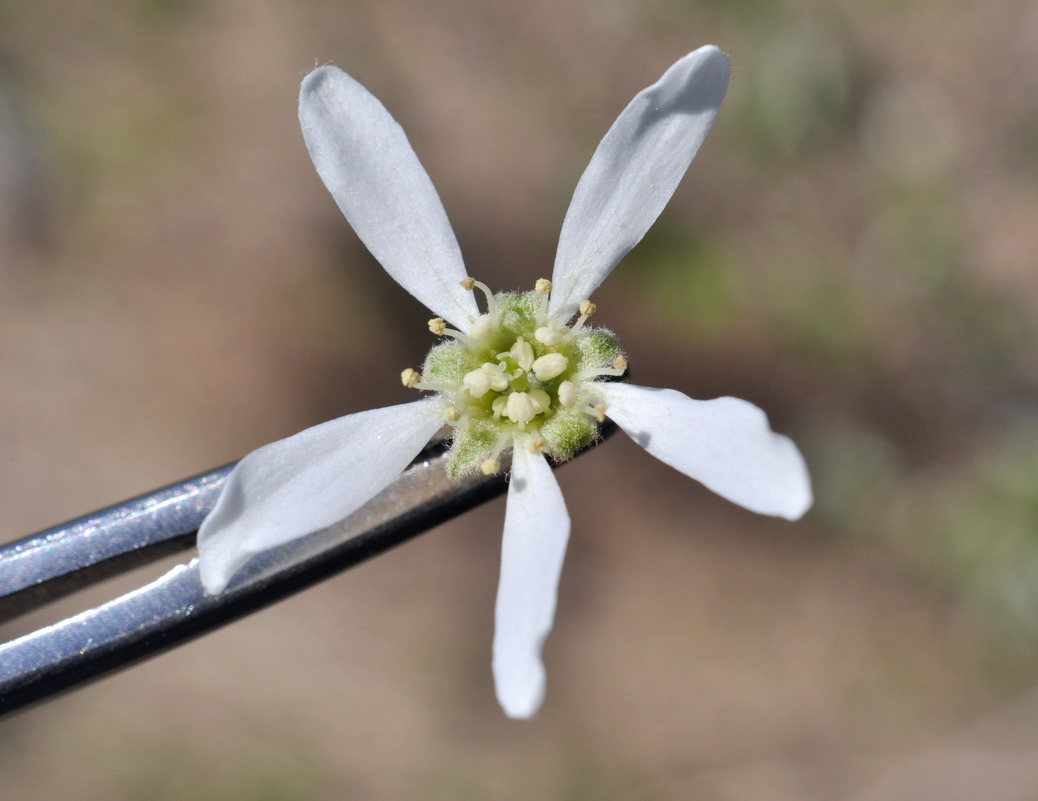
3, 1, 1038, 799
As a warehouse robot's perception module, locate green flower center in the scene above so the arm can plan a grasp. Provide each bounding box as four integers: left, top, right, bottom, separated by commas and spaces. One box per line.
405, 278, 627, 478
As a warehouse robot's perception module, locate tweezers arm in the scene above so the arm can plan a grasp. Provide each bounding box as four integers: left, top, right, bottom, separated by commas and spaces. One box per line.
0, 451, 507, 717
0, 466, 232, 624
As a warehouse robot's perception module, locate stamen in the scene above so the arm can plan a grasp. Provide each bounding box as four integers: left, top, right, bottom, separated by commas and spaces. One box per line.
505, 393, 537, 425
428, 318, 446, 336
573, 403, 603, 421
535, 325, 564, 346
558, 381, 577, 408
532, 353, 568, 381
569, 298, 597, 335
509, 337, 535, 372
469, 315, 492, 339
443, 407, 461, 423
462, 277, 498, 315
439, 326, 478, 348
480, 458, 501, 475
498, 390, 550, 425
463, 363, 509, 398
411, 378, 456, 393
401, 368, 420, 388
534, 278, 552, 319
527, 434, 545, 454
573, 365, 626, 383
612, 355, 628, 373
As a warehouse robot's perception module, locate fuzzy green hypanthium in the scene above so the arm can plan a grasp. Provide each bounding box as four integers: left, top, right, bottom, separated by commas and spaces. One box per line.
407, 279, 627, 478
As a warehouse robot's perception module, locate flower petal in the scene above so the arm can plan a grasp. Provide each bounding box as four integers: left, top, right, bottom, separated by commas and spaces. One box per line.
197, 396, 445, 594
492, 445, 571, 719
598, 383, 812, 520
549, 46, 730, 320
299, 66, 479, 331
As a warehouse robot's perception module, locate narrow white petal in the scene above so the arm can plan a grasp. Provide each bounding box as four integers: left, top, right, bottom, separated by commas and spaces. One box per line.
493, 446, 571, 719
549, 46, 730, 320
197, 397, 445, 594
599, 383, 812, 520
299, 66, 479, 331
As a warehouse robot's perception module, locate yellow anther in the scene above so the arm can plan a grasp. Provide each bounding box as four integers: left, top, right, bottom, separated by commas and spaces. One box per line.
401, 368, 420, 388
579, 299, 597, 317
480, 458, 501, 475
527, 435, 545, 454
612, 355, 628, 372
460, 277, 476, 291
535, 278, 552, 294
591, 403, 607, 423
443, 407, 460, 423
428, 317, 446, 336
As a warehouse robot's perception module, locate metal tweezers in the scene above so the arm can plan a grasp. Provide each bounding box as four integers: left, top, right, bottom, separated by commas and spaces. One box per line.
0, 432, 610, 718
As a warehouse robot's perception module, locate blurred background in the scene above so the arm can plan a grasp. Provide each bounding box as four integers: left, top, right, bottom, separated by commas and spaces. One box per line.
2, 1, 1038, 799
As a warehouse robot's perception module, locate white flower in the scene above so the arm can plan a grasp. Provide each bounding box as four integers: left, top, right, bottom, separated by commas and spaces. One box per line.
196, 46, 812, 719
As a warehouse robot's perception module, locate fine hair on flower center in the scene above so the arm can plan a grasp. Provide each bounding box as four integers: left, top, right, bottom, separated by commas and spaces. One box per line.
402, 278, 628, 478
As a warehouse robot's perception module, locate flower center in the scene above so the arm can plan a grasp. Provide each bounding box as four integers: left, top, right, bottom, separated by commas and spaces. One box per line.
404, 278, 628, 477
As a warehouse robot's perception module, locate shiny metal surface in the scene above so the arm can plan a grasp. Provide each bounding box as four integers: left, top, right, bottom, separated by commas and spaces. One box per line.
0, 442, 509, 716
0, 465, 232, 624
